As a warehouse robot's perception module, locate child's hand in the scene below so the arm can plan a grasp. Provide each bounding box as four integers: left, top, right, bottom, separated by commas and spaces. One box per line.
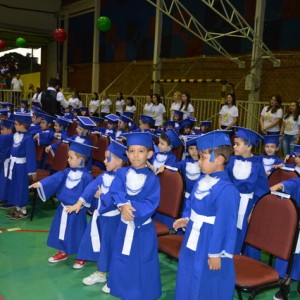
146, 161, 155, 173
54, 133, 61, 139
120, 204, 136, 221
33, 133, 39, 140
208, 257, 221, 270
272, 163, 284, 169
284, 155, 290, 163
270, 183, 284, 192
173, 218, 188, 231
65, 200, 83, 214
29, 182, 41, 189
45, 145, 51, 153
156, 165, 165, 174
94, 185, 102, 199
31, 173, 37, 182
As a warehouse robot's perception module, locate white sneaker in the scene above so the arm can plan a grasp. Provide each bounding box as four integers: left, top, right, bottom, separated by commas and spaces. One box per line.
82, 272, 107, 286
102, 284, 110, 294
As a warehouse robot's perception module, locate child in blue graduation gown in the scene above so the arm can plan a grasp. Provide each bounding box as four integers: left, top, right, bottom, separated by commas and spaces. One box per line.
174, 131, 240, 300
106, 132, 162, 300
6, 112, 37, 219
226, 127, 269, 254
67, 140, 128, 286
271, 179, 300, 299
29, 140, 94, 264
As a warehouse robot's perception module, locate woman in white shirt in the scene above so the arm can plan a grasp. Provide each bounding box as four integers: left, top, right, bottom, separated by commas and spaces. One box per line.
115, 92, 125, 115
170, 91, 182, 120
100, 91, 112, 118
89, 92, 100, 116
125, 96, 137, 115
218, 93, 239, 130
260, 95, 283, 135
280, 101, 300, 156
180, 91, 194, 119
152, 93, 166, 127
143, 95, 153, 116
68, 91, 82, 109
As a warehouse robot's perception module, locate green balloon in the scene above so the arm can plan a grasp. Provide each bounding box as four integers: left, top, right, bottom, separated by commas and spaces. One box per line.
16, 37, 27, 48
96, 16, 111, 32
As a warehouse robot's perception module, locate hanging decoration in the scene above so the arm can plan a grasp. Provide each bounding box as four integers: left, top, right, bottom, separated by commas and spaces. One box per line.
15, 37, 27, 47
0, 39, 5, 49
54, 28, 67, 43
96, 16, 112, 32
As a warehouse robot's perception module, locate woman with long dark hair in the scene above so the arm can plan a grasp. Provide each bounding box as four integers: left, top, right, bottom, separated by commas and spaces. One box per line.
218, 93, 238, 130
179, 91, 194, 119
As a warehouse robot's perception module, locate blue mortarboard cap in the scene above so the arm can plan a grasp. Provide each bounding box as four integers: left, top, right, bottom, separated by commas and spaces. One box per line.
1, 119, 14, 129
107, 140, 128, 162
69, 139, 96, 157
32, 107, 42, 115
91, 116, 105, 124
263, 134, 280, 146
119, 113, 132, 124
123, 111, 134, 119
0, 108, 8, 116
165, 129, 183, 148
140, 114, 155, 125
164, 120, 175, 127
77, 116, 96, 130
179, 118, 193, 129
13, 112, 33, 124
187, 116, 197, 124
21, 100, 28, 105
39, 112, 55, 123
80, 107, 88, 112
195, 130, 232, 151
123, 132, 157, 149
31, 101, 41, 108
234, 126, 263, 147
105, 114, 119, 124
186, 135, 200, 147
55, 116, 72, 127
0, 102, 14, 108
200, 120, 212, 127
291, 144, 300, 155
72, 108, 81, 114
174, 110, 184, 118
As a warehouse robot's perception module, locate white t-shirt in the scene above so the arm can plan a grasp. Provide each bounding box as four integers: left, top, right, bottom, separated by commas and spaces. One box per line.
152, 103, 166, 126
11, 78, 23, 91
125, 105, 136, 113
180, 103, 194, 119
143, 103, 153, 116
261, 106, 283, 132
115, 99, 125, 113
68, 97, 82, 108
170, 102, 181, 120
100, 99, 112, 113
283, 115, 300, 135
89, 100, 100, 113
219, 105, 239, 126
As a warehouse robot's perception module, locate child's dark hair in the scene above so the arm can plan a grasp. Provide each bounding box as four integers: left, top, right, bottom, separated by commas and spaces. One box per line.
207, 145, 233, 163
234, 136, 252, 147
159, 133, 172, 146
73, 152, 88, 164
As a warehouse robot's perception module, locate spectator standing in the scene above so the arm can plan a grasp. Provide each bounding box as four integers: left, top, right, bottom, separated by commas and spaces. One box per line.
170, 91, 182, 120
100, 91, 112, 118
11, 73, 23, 106
218, 93, 239, 130
152, 93, 166, 127
143, 94, 153, 117
180, 91, 194, 119
89, 92, 100, 117
115, 92, 125, 116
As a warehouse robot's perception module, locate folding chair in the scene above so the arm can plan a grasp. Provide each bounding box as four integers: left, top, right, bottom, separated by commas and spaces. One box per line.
172, 144, 184, 161
91, 135, 110, 178
154, 168, 185, 236
268, 167, 299, 187
30, 142, 70, 220
234, 192, 300, 300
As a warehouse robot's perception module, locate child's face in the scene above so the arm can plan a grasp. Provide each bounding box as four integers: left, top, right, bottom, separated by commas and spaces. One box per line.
183, 126, 192, 135
76, 125, 87, 136
32, 115, 41, 125
14, 121, 27, 132
54, 122, 62, 132
107, 123, 115, 129
264, 143, 277, 156
104, 151, 122, 172
158, 138, 171, 152
81, 110, 87, 116
173, 114, 180, 122
139, 120, 149, 131
68, 150, 83, 168
126, 145, 153, 169
198, 150, 221, 174
295, 155, 300, 167
188, 145, 199, 160
1, 127, 12, 134
166, 125, 174, 130
118, 120, 126, 130
40, 120, 50, 131
233, 137, 251, 157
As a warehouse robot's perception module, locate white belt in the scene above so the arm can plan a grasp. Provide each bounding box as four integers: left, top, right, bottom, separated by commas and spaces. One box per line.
59, 203, 68, 241
102, 209, 120, 217
8, 156, 26, 179
237, 193, 253, 230
295, 234, 300, 254
186, 209, 215, 251
3, 158, 10, 178
185, 192, 190, 198
121, 217, 152, 256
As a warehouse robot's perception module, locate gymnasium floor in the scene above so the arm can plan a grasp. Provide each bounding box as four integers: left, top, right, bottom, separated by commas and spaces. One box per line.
0, 200, 299, 300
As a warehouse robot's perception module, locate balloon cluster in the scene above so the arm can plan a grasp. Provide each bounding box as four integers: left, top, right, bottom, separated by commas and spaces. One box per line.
96, 16, 111, 32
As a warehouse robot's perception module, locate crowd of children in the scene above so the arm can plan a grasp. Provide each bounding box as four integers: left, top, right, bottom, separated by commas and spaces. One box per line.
1, 97, 300, 300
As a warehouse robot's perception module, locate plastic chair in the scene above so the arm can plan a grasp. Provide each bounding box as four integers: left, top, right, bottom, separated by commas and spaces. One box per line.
67, 120, 78, 136
268, 167, 299, 187
234, 192, 300, 300
30, 142, 70, 220
172, 144, 184, 161
154, 167, 185, 236
158, 234, 184, 260
91, 135, 110, 178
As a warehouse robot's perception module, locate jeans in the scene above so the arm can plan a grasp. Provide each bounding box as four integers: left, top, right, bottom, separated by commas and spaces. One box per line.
282, 133, 297, 157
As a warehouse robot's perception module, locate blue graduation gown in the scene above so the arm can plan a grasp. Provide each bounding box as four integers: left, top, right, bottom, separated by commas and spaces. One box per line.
262, 154, 283, 174
7, 132, 36, 207
175, 172, 240, 300
76, 171, 120, 272
226, 155, 269, 254
150, 150, 177, 171
108, 166, 162, 300
37, 167, 93, 254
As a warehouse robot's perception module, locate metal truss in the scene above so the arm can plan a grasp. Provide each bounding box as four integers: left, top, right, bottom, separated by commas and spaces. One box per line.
146, 0, 280, 67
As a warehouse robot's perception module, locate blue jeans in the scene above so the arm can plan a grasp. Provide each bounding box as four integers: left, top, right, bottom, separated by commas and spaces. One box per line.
282, 133, 297, 157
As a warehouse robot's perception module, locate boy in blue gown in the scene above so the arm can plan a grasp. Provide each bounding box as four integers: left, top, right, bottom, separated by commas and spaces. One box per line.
174, 130, 240, 300
29, 140, 94, 264
106, 132, 162, 300
226, 127, 269, 254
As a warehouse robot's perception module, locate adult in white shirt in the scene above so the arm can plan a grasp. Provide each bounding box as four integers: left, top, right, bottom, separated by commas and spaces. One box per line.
67, 91, 82, 109
179, 91, 194, 119
170, 91, 182, 120
100, 91, 112, 117
218, 93, 239, 130
115, 92, 125, 115
89, 92, 100, 116
143, 94, 153, 116
152, 93, 166, 127
125, 96, 137, 114
260, 95, 283, 135
11, 73, 23, 105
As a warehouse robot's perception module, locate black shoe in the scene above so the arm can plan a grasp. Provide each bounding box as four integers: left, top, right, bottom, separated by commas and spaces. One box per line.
273, 284, 290, 300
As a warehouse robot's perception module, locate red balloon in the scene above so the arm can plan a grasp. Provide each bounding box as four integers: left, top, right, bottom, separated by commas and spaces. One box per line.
54, 28, 67, 43
0, 39, 5, 49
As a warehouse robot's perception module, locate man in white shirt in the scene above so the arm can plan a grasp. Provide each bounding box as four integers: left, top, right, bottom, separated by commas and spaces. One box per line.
11, 73, 23, 105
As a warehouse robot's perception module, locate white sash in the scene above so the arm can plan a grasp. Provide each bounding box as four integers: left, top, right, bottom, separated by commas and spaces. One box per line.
237, 193, 253, 230
8, 156, 26, 179
3, 158, 10, 178
59, 203, 68, 240
295, 233, 300, 254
